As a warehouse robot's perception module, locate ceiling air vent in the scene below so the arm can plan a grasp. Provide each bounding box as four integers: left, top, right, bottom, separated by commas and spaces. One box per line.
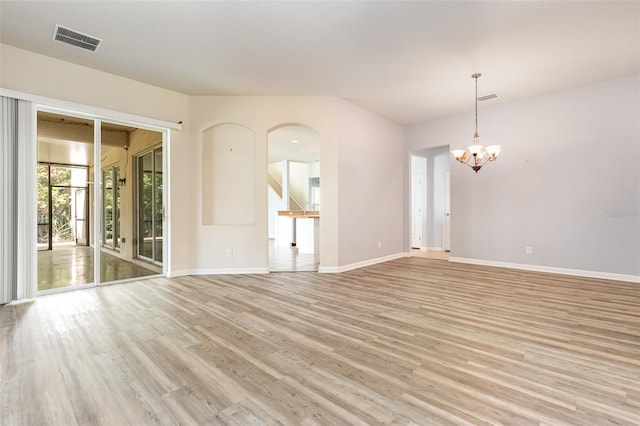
52, 25, 101, 52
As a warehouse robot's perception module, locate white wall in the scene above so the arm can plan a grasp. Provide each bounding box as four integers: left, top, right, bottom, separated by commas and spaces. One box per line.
407, 74, 640, 278
268, 185, 286, 240
337, 98, 405, 267
1, 44, 193, 275
288, 161, 311, 209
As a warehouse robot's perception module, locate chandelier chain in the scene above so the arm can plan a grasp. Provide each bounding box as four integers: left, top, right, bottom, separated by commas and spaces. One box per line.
474, 74, 478, 135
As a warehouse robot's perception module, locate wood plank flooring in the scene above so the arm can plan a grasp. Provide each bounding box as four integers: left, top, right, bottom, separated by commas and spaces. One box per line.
1, 257, 639, 425
269, 239, 320, 272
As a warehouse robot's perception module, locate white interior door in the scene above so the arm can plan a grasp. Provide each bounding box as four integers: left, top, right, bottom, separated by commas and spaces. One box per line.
444, 169, 451, 252
411, 164, 423, 249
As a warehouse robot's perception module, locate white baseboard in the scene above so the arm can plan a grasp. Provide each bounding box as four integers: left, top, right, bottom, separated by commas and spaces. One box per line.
167, 269, 193, 277
319, 252, 409, 273
168, 267, 269, 277
448, 257, 640, 283
6, 298, 35, 305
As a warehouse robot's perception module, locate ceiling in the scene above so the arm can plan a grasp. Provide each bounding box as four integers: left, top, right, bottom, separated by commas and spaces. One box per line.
1, 1, 638, 124
269, 125, 320, 163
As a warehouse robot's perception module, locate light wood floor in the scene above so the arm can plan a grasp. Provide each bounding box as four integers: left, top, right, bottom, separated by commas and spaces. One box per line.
411, 249, 450, 261
2, 258, 639, 425
269, 239, 320, 272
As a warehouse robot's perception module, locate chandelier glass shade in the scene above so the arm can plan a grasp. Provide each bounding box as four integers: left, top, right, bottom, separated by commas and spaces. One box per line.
452, 73, 501, 173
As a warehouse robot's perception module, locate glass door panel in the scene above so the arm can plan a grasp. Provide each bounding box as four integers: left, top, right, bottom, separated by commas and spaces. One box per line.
51, 187, 74, 245
74, 188, 88, 246
138, 152, 153, 260
114, 166, 121, 250
154, 149, 163, 263
37, 164, 50, 250
36, 111, 94, 292
136, 147, 162, 265
102, 168, 114, 248
101, 165, 121, 251
100, 122, 133, 283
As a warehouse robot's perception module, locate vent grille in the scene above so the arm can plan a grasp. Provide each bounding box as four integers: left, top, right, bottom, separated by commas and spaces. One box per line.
53, 25, 101, 52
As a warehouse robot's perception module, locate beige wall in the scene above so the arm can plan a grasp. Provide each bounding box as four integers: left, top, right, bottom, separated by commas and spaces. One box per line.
188, 95, 340, 272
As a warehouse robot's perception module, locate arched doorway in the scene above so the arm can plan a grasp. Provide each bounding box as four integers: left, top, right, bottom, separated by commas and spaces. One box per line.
267, 123, 320, 271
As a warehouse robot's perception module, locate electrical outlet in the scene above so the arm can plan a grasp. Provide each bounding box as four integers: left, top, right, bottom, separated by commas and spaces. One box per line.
226, 249, 233, 258
525, 246, 533, 255
377, 242, 382, 249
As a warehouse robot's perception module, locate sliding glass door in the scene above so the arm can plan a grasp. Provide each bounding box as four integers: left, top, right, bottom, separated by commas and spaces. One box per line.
136, 146, 163, 265
36, 109, 169, 293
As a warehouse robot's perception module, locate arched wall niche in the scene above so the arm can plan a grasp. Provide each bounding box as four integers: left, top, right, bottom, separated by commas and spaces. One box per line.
202, 122, 256, 225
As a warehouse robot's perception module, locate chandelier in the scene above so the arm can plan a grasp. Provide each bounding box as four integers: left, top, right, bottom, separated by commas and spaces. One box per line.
451, 73, 501, 173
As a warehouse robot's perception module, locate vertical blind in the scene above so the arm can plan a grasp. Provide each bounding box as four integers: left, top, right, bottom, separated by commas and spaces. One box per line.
1, 96, 36, 304
1, 97, 18, 303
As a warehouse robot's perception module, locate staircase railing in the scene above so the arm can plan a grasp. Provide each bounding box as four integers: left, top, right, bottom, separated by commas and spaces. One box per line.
267, 170, 304, 211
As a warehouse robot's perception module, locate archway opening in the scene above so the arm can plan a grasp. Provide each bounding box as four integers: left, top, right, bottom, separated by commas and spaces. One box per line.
267, 123, 320, 272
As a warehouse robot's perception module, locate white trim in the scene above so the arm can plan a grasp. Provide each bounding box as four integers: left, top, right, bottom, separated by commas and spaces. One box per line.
36, 275, 162, 297
97, 275, 163, 287
168, 268, 270, 277
448, 257, 640, 283
94, 119, 102, 285
6, 298, 35, 305
0, 87, 182, 131
163, 130, 170, 277
318, 252, 409, 274
38, 282, 96, 297
167, 270, 191, 278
